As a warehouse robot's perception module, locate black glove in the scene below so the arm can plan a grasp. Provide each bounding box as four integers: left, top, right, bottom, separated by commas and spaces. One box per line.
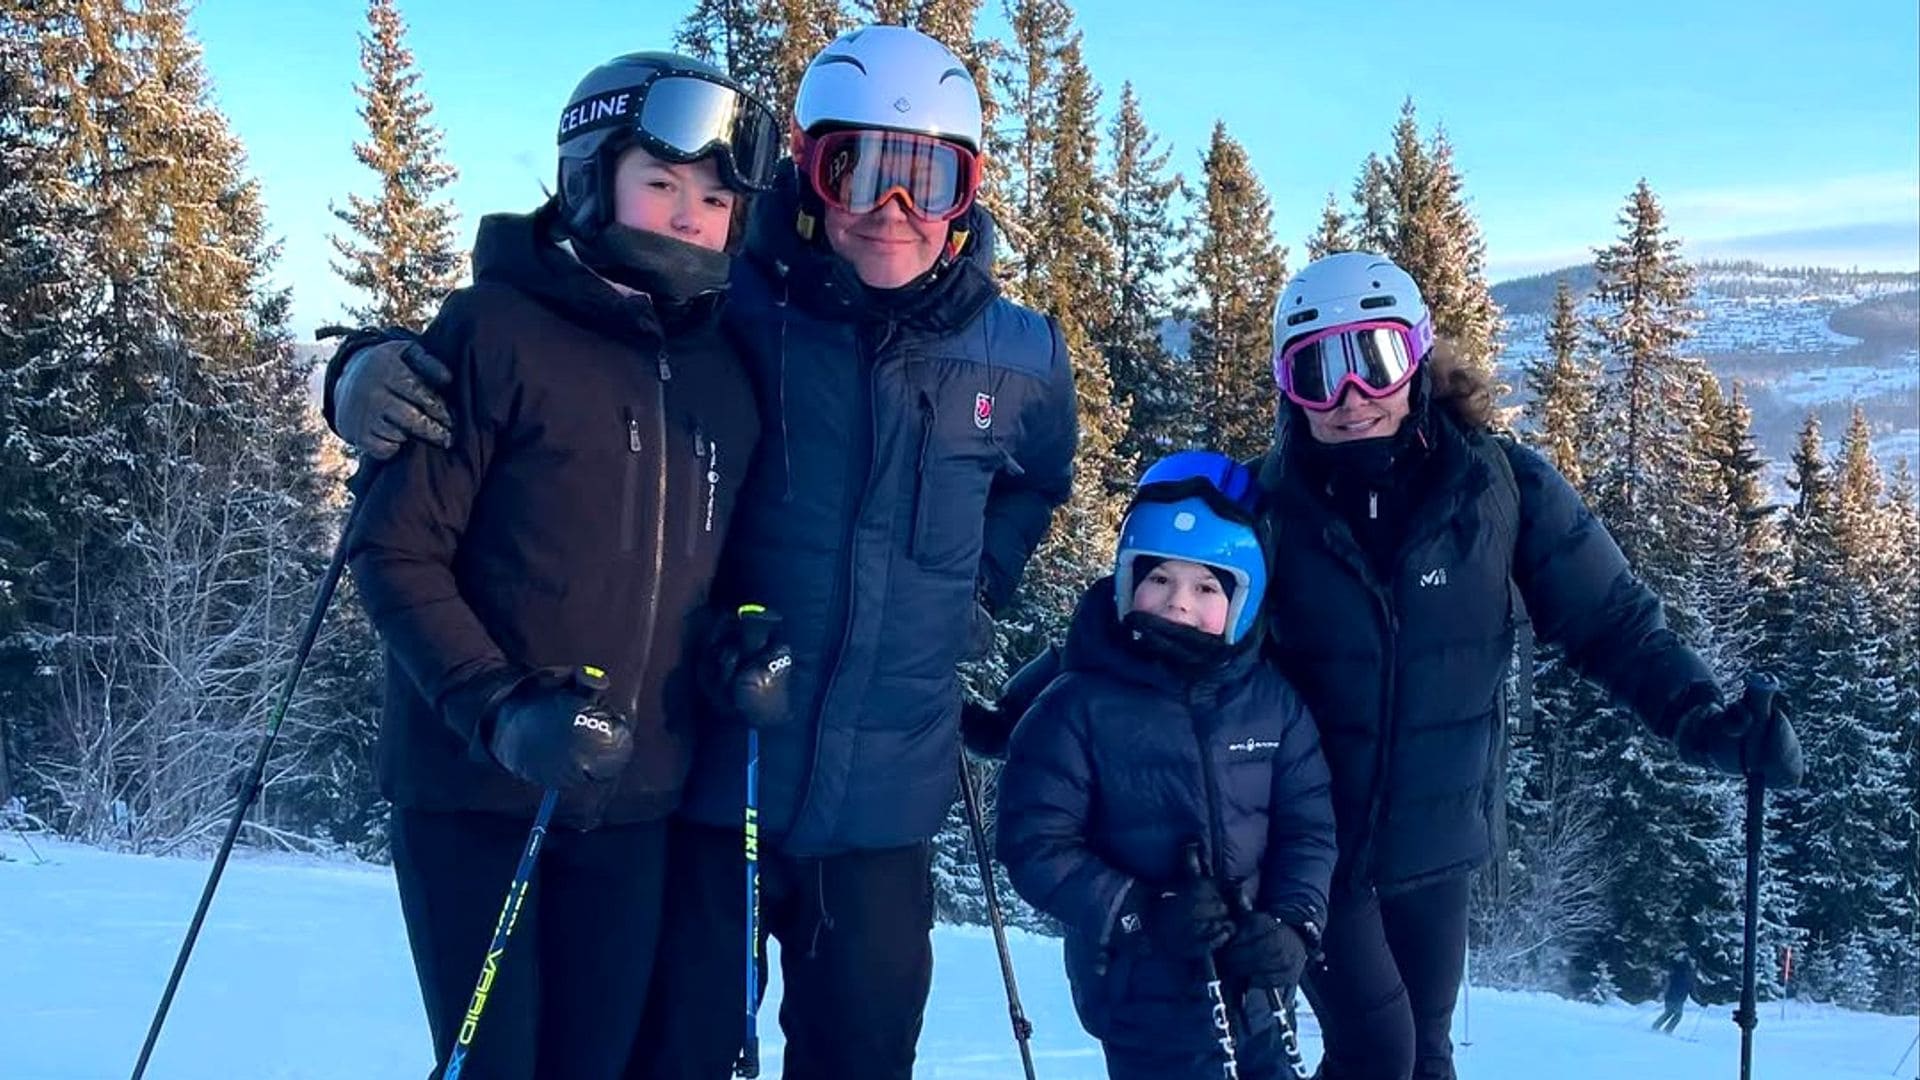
485, 667, 633, 791
1673, 674, 1805, 788
1115, 877, 1233, 959
335, 333, 454, 458
1216, 912, 1310, 994
960, 699, 1015, 761
698, 606, 793, 730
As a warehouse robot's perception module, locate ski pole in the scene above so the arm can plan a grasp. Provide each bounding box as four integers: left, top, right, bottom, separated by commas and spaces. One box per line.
1736, 673, 1799, 1080
1184, 842, 1240, 1080
129, 469, 374, 1080
958, 748, 1039, 1080
442, 787, 560, 1080
1220, 876, 1310, 1079
733, 605, 779, 1080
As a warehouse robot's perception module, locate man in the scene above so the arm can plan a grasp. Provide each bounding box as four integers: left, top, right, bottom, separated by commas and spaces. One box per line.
324, 26, 1078, 1080
1652, 952, 1695, 1034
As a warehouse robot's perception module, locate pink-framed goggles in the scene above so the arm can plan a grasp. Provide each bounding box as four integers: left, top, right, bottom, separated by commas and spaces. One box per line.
1274, 316, 1434, 412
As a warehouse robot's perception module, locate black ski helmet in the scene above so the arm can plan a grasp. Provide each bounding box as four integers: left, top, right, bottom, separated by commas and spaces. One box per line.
555, 52, 777, 242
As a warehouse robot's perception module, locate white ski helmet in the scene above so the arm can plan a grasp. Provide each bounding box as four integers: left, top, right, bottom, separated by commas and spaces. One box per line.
792, 25, 983, 151
1271, 251, 1431, 356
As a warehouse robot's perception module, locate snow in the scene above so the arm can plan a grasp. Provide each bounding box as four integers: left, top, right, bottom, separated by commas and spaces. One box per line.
1767, 360, 1920, 406
4, 834, 1915, 1080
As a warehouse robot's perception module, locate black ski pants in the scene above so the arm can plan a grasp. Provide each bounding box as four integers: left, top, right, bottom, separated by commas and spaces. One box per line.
626, 819, 936, 1080
391, 806, 668, 1080
1301, 874, 1470, 1080
1651, 998, 1687, 1033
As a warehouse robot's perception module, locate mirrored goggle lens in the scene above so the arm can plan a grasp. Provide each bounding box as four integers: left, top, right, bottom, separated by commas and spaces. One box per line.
1284, 326, 1417, 405
636, 75, 780, 190
811, 131, 973, 220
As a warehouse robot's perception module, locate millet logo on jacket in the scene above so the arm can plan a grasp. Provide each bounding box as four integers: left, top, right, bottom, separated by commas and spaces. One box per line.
1419, 567, 1449, 588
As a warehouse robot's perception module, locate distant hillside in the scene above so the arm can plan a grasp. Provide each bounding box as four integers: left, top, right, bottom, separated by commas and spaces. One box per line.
1495, 261, 1920, 488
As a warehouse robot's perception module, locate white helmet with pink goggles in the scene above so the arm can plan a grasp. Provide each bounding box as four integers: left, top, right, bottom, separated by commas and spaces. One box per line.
1271, 251, 1435, 412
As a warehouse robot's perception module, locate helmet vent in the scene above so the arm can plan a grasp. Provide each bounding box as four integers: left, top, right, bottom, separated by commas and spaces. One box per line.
1359, 295, 1397, 310
1285, 308, 1319, 327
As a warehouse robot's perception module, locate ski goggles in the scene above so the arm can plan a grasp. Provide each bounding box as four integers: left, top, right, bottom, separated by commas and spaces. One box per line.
1132, 449, 1260, 525
800, 128, 982, 222
558, 71, 781, 193
1274, 317, 1433, 411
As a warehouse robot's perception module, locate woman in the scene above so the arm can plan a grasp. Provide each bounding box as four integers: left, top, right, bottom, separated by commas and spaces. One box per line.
1255, 250, 1800, 1080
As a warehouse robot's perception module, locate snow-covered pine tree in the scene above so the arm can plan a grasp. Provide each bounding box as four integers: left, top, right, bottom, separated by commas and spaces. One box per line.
328, 0, 462, 330
1186, 121, 1285, 463
0, 0, 113, 811
1565, 181, 1753, 1000
21, 0, 342, 849
1776, 408, 1908, 1006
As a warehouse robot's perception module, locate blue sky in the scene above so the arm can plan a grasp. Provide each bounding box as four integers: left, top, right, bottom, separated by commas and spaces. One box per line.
189, 0, 1920, 336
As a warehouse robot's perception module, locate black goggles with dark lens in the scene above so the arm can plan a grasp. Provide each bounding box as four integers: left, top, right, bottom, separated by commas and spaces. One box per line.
558, 71, 781, 193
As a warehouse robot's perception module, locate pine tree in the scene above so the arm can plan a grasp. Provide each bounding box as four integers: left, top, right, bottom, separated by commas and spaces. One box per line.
328, 0, 462, 330
1876, 459, 1920, 1010
1099, 82, 1190, 466
1777, 410, 1906, 1002
1187, 121, 1285, 462
1586, 179, 1702, 574
1348, 100, 1502, 371
1305, 190, 1352, 260
14, 0, 355, 847
1521, 278, 1600, 492
991, 0, 1074, 294
0, 0, 112, 807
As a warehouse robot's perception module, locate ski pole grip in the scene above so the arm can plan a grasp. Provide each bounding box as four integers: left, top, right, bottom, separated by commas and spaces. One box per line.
734, 604, 780, 656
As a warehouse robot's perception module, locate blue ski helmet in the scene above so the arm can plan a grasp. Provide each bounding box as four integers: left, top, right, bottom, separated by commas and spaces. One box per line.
1114, 449, 1267, 645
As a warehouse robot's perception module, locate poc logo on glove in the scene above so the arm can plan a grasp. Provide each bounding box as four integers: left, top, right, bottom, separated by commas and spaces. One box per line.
573, 712, 616, 737
767, 654, 793, 677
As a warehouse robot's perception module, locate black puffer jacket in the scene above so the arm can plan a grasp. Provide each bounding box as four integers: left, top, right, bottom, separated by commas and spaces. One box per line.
1257, 409, 1718, 892
347, 203, 758, 828
678, 169, 1079, 855
997, 579, 1336, 1050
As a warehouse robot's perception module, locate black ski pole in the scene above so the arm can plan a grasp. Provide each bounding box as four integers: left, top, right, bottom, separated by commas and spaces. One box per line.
1735, 673, 1799, 1080
957, 748, 1039, 1080
1221, 881, 1311, 1079
443, 786, 559, 1080
1183, 842, 1241, 1080
733, 605, 779, 1080
129, 472, 373, 1080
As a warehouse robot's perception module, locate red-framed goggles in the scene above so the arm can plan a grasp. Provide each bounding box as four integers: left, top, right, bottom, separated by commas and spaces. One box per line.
799, 129, 982, 222
1275, 317, 1434, 412
558, 71, 781, 193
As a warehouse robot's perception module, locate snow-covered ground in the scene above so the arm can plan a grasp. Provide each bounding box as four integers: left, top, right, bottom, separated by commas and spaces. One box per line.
3, 834, 1915, 1080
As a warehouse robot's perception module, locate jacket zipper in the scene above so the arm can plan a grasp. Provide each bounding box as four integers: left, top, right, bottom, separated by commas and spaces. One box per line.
909, 389, 936, 559
1193, 696, 1228, 884
621, 409, 642, 551
793, 319, 896, 838
626, 368, 669, 722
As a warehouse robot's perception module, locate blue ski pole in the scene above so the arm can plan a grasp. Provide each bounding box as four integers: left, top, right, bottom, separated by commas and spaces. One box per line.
733, 606, 780, 1079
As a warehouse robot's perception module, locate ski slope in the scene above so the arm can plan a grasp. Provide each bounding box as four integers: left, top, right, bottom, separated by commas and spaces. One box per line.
3, 834, 1913, 1080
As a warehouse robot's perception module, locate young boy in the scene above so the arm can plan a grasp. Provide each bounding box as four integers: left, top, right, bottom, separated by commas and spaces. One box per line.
345, 52, 787, 1079
996, 449, 1338, 1080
